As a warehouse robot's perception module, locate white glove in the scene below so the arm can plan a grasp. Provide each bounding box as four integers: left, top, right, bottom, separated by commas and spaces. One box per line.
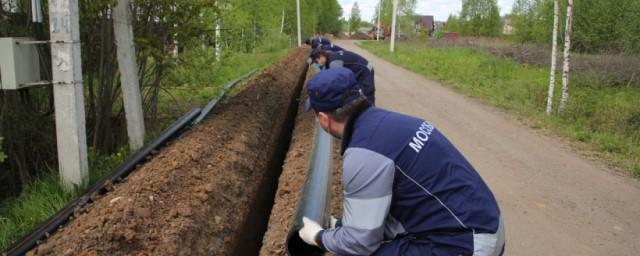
299, 217, 323, 246
330, 216, 338, 229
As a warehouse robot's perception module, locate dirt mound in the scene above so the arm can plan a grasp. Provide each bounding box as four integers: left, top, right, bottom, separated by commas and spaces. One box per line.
259, 70, 344, 256
27, 47, 309, 256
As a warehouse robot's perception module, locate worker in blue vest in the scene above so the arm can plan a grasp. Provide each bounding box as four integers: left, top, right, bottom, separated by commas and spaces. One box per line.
304, 36, 344, 51
298, 67, 505, 256
310, 49, 375, 105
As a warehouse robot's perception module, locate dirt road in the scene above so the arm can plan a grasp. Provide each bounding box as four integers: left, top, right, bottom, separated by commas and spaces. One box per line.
337, 40, 640, 256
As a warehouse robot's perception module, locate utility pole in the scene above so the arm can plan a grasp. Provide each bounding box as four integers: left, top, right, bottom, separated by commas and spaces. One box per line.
390, 0, 398, 52
114, 0, 145, 151
377, 0, 381, 41
296, 0, 301, 46
48, 0, 88, 187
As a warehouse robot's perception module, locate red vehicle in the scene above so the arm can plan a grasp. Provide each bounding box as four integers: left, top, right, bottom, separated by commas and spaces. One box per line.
368, 24, 390, 40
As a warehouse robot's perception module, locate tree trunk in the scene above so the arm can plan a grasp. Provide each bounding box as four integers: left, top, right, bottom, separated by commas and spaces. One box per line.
546, 0, 560, 114
558, 0, 574, 114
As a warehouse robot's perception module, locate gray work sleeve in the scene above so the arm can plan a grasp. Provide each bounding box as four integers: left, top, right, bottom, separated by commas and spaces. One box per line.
319, 147, 395, 255
328, 60, 344, 68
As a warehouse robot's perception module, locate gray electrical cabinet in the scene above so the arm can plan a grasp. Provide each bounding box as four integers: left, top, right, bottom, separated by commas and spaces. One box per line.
0, 37, 41, 90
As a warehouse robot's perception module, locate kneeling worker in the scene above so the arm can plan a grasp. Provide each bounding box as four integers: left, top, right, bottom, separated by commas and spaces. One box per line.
299, 67, 505, 256
311, 49, 375, 105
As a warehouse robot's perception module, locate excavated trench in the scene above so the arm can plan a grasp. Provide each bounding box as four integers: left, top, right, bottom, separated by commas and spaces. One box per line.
19, 48, 309, 256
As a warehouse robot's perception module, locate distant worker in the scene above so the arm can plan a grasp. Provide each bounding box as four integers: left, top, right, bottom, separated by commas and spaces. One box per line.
310, 49, 375, 104
304, 36, 344, 51
298, 67, 505, 256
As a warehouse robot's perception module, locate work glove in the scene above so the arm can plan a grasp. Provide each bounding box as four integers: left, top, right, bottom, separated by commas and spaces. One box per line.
299, 217, 323, 246
330, 215, 338, 229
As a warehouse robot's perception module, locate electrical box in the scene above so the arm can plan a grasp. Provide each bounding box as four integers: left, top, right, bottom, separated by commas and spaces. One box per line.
0, 37, 41, 90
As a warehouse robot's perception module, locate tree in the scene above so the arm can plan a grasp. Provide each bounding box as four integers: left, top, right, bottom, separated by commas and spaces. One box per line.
460, 0, 502, 37
559, 0, 574, 113
348, 2, 362, 34
546, 0, 559, 114
317, 0, 343, 34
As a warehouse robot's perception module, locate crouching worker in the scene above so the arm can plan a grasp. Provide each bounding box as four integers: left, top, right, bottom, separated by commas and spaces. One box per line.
299, 67, 505, 256
310, 49, 376, 105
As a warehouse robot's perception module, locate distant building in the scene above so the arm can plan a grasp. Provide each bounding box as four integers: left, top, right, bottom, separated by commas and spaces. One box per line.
414, 15, 435, 36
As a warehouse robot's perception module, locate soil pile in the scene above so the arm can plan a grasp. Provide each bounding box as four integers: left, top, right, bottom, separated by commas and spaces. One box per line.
27, 47, 309, 256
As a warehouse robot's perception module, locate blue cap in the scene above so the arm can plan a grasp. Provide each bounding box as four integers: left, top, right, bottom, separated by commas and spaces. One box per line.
310, 48, 322, 60
304, 67, 362, 112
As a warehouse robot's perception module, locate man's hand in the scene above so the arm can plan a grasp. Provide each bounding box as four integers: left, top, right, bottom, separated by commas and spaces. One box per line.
299, 217, 323, 246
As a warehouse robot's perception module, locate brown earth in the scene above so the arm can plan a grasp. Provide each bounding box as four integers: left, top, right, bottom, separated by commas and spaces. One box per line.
259, 69, 344, 256
26, 47, 309, 256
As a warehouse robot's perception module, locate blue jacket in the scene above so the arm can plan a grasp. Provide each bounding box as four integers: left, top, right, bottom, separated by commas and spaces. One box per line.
317, 107, 503, 255
310, 36, 344, 51
325, 51, 375, 102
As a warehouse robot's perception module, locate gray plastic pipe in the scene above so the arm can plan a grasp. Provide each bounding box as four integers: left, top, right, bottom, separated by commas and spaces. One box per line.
286, 120, 334, 256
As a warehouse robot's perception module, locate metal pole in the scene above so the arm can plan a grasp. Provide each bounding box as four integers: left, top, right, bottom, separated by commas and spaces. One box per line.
114, 0, 145, 150
390, 0, 398, 52
376, 0, 381, 41
48, 0, 89, 187
296, 0, 301, 46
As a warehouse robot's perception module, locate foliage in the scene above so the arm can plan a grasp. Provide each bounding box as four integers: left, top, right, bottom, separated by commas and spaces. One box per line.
360, 41, 640, 177
0, 148, 128, 251
510, 0, 640, 53
317, 0, 343, 34
0, 138, 6, 164
348, 2, 362, 33
449, 0, 502, 36
373, 0, 417, 36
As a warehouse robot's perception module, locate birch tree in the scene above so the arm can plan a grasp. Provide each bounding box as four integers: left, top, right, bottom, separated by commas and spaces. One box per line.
545, 0, 559, 114
558, 0, 573, 114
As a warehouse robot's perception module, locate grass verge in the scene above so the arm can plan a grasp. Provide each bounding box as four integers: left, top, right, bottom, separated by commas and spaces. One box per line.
359, 41, 640, 177
0, 149, 128, 251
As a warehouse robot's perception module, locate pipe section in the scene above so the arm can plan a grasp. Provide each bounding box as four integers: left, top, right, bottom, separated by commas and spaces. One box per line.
286, 120, 334, 256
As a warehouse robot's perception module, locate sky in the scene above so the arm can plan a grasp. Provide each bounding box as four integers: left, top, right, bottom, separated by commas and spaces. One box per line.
337, 0, 515, 22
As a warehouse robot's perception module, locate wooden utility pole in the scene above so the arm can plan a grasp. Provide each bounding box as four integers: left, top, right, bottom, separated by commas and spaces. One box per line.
559, 0, 574, 114
546, 0, 560, 115
114, 0, 145, 151
296, 0, 301, 46
390, 0, 398, 52
48, 0, 88, 187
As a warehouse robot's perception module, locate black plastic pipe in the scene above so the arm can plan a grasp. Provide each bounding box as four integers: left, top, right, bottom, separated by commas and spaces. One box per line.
286, 121, 334, 256
193, 68, 258, 124
4, 108, 202, 256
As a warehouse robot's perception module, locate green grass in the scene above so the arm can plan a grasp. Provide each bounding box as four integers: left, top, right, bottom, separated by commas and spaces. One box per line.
0, 149, 128, 251
360, 41, 640, 177
162, 48, 289, 108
